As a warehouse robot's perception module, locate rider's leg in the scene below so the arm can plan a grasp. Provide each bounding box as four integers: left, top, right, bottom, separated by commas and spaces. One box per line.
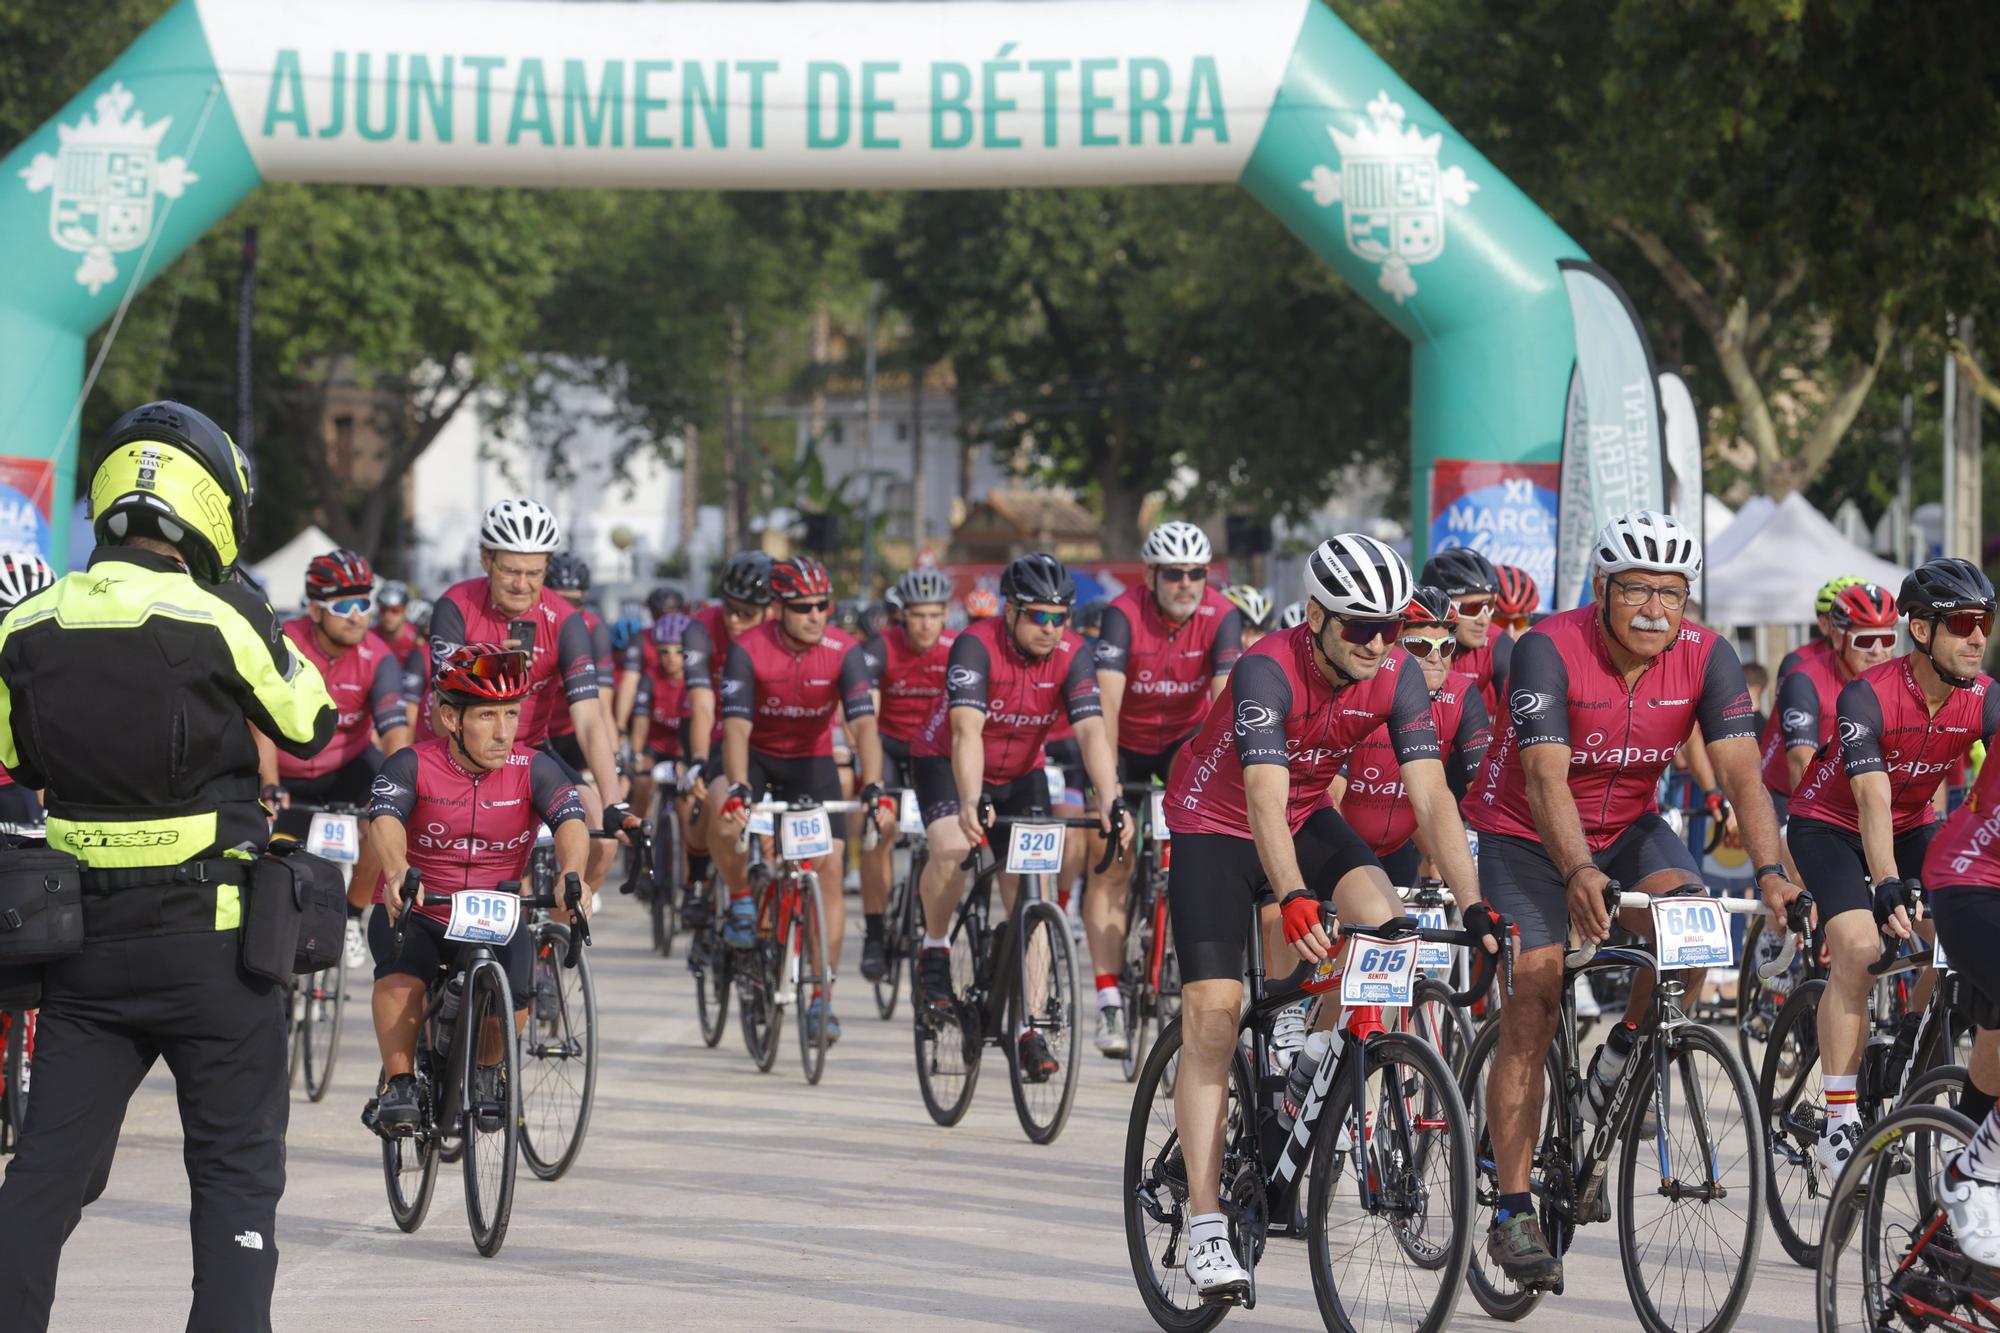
1084, 835, 1127, 1008
707, 774, 751, 898
919, 817, 971, 940
813, 840, 847, 974
1491, 947, 1565, 1195
372, 975, 426, 1077
1176, 977, 1245, 1215
1815, 909, 1881, 1134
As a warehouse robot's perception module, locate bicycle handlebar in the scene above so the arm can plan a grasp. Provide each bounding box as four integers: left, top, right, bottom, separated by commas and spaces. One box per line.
956, 798, 1126, 875
1590, 882, 1813, 980
1324, 909, 1514, 1005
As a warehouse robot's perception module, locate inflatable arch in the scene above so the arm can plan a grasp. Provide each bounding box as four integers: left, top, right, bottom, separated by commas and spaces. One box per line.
0, 0, 1588, 573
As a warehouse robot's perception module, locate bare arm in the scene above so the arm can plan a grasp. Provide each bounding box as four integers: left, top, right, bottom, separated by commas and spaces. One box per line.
571, 696, 627, 806
368, 816, 412, 923
687, 689, 716, 766
1096, 669, 1126, 752
1707, 732, 1804, 919
1852, 770, 1902, 889
613, 672, 640, 731
1073, 714, 1132, 851
1245, 763, 1322, 961
722, 715, 752, 789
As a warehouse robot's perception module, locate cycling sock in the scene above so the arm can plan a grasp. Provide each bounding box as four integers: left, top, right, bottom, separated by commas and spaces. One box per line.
1494, 1192, 1533, 1226
864, 913, 884, 941
1963, 1086, 2000, 1130
1097, 986, 1121, 1010
730, 889, 753, 904
923, 934, 950, 951
1096, 973, 1120, 1005
1823, 1074, 1859, 1133
687, 853, 711, 884
1961, 1105, 2000, 1183
1189, 1213, 1228, 1247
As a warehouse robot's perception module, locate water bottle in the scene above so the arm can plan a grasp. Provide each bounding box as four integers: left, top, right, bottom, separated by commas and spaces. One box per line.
1277, 1030, 1337, 1132
436, 975, 465, 1048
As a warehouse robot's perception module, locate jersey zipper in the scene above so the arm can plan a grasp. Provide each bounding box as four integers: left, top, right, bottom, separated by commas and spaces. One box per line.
1600, 677, 1639, 837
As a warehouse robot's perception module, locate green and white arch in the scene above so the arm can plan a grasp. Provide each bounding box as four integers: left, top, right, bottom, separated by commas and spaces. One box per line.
0, 0, 1588, 574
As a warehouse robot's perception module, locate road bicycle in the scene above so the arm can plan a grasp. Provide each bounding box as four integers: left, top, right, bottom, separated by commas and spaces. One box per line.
915, 801, 1100, 1144
1114, 783, 1181, 1084
275, 799, 364, 1104
1124, 901, 1501, 1331
872, 790, 927, 1021
1461, 883, 1806, 1332
632, 758, 685, 957
1391, 879, 1477, 1075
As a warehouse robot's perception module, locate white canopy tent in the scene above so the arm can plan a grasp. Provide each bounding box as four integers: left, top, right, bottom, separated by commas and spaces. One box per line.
244, 524, 338, 612
1703, 492, 1906, 628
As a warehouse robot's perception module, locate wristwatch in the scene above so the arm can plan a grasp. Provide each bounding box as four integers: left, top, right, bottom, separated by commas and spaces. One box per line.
1754, 863, 1789, 884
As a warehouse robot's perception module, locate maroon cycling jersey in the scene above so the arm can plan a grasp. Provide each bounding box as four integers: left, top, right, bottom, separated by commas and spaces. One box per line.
365, 736, 587, 925
911, 616, 1101, 784
547, 607, 613, 741
862, 624, 956, 742
276, 619, 406, 780
1924, 752, 2000, 889
719, 622, 874, 759
1467, 607, 1757, 851
1775, 636, 1835, 687
430, 580, 598, 747
381, 620, 419, 662
633, 671, 687, 756
1456, 629, 1513, 722
1339, 670, 1491, 858
1094, 585, 1242, 754
1166, 625, 1439, 838
678, 602, 747, 751
1790, 656, 2000, 835
1759, 646, 1853, 796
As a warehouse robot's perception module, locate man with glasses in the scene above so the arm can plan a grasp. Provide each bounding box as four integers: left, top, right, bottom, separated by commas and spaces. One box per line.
677, 551, 776, 921
1467, 509, 1800, 1290
274, 550, 410, 916
1163, 535, 1500, 1300
543, 553, 615, 780
374, 580, 418, 660
1788, 558, 2000, 1180
1780, 575, 1871, 688
711, 558, 888, 1046
1085, 521, 1242, 1054
1423, 546, 1511, 719
1334, 586, 1491, 886
910, 552, 1130, 1080
1759, 581, 1900, 834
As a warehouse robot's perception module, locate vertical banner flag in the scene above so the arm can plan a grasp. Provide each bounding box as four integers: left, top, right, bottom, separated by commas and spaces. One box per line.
0, 457, 55, 561
1429, 460, 1559, 612
1658, 370, 1704, 608
1554, 260, 1667, 609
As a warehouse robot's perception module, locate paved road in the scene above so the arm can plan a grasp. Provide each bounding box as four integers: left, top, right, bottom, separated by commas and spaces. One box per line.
43, 891, 1821, 1330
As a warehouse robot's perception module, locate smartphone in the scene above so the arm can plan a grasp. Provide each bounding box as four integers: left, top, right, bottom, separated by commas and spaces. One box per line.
508, 618, 538, 651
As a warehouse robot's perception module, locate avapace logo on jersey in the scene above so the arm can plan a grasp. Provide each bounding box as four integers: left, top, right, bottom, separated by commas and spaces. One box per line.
1345, 765, 1405, 800
986, 697, 1059, 729
416, 821, 537, 857
1569, 731, 1677, 769
1129, 671, 1204, 698
758, 698, 834, 722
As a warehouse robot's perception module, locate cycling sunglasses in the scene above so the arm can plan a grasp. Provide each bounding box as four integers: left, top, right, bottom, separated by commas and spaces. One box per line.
324, 595, 371, 617
1938, 609, 1995, 638
463, 649, 529, 680
1022, 608, 1069, 628
784, 599, 831, 614
1454, 597, 1496, 616
1500, 614, 1531, 632
1846, 630, 1897, 651
1399, 635, 1459, 661
1328, 611, 1404, 645
1155, 566, 1207, 583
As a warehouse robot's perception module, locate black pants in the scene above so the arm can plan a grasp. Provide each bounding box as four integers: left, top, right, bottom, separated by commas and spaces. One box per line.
0, 928, 287, 1332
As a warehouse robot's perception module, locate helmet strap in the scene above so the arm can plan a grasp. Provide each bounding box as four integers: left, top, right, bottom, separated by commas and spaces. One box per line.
1309, 609, 1360, 687
1920, 616, 1975, 690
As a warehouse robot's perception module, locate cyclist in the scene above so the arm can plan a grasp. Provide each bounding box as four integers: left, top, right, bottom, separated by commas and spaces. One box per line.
628, 611, 691, 834
1276, 599, 1306, 630
374, 579, 418, 660
1164, 534, 1498, 1299
1493, 563, 1538, 639
1085, 521, 1242, 1055
1333, 586, 1491, 886
1222, 584, 1275, 650
430, 500, 633, 895
0, 551, 55, 826
964, 587, 1000, 620
1466, 509, 1800, 1289
1776, 575, 1868, 688
1758, 580, 1899, 830
911, 553, 1129, 1078
1788, 558, 2000, 1177
855, 568, 956, 982
712, 557, 888, 1045
1422, 545, 1510, 718
542, 552, 615, 779
364, 644, 591, 1132
679, 551, 776, 924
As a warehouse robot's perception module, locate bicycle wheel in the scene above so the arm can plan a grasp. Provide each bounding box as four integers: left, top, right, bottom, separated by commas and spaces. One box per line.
1735, 912, 1792, 1072
914, 905, 982, 1127
738, 887, 784, 1073
301, 953, 345, 1104
1816, 1103, 1979, 1333
1459, 1010, 1564, 1322
1307, 1031, 1472, 1333
796, 877, 830, 1086
1009, 898, 1081, 1145
381, 1065, 439, 1233
1899, 1063, 1969, 1222
1122, 1016, 1259, 1333
1616, 1021, 1764, 1333
1119, 878, 1154, 1084
519, 924, 597, 1181
656, 804, 682, 958
460, 961, 520, 1258
875, 846, 922, 1021
1408, 976, 1474, 1076
693, 922, 731, 1048
1157, 931, 1183, 1096
1760, 977, 1831, 1268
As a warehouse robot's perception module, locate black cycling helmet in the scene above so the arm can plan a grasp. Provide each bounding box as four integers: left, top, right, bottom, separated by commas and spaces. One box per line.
1403, 585, 1454, 628
646, 584, 681, 616
717, 550, 774, 606
1899, 558, 1997, 619
1071, 599, 1107, 635
1419, 545, 1499, 598
999, 552, 1076, 607
546, 552, 591, 593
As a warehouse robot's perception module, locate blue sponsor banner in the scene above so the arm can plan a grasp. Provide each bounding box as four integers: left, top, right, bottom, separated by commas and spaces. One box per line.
1428, 458, 1557, 611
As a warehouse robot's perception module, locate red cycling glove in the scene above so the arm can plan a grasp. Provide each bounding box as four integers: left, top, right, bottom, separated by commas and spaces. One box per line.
1280, 891, 1325, 947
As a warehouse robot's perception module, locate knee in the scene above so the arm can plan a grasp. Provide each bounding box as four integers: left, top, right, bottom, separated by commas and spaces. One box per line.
1182, 999, 1240, 1054
927, 824, 970, 867
1825, 930, 1881, 994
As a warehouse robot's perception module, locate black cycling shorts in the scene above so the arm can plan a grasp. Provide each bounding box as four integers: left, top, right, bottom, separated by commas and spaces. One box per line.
1045, 736, 1086, 801
1787, 814, 1936, 922
1167, 806, 1381, 986
746, 750, 844, 806
1378, 841, 1420, 890
544, 731, 588, 777
1116, 733, 1193, 792
912, 754, 1047, 829
367, 903, 531, 1011
880, 733, 914, 791
0, 783, 43, 827
1478, 813, 1700, 952
1927, 887, 2000, 1029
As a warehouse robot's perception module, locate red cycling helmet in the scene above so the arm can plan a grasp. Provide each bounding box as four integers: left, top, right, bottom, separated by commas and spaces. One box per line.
433, 642, 531, 705
1403, 585, 1454, 627
1494, 564, 1538, 617
770, 556, 833, 603
1830, 581, 1899, 630
965, 587, 1000, 619
305, 548, 373, 600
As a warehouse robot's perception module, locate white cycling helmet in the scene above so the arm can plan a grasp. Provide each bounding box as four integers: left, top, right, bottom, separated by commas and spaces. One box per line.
1141, 520, 1213, 566
0, 550, 55, 611
1276, 599, 1308, 630
1304, 533, 1413, 619
1592, 509, 1702, 581
479, 498, 562, 554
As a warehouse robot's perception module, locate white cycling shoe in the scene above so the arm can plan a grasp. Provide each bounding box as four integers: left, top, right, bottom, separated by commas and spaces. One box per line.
1939, 1156, 2000, 1267
1817, 1121, 1864, 1184
343, 916, 368, 972
1185, 1234, 1250, 1301
1269, 1000, 1308, 1076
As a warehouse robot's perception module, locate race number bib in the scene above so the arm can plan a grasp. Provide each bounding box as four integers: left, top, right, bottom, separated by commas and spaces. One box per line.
444, 890, 522, 945
780, 808, 834, 861
1651, 897, 1734, 971
747, 807, 775, 836
1043, 765, 1067, 807
1150, 791, 1171, 841
305, 812, 360, 865
1414, 906, 1455, 971
898, 789, 924, 835
1006, 823, 1066, 876
1341, 935, 1419, 1007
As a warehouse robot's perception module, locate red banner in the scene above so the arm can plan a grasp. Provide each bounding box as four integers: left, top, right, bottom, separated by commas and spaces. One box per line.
0, 456, 55, 560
